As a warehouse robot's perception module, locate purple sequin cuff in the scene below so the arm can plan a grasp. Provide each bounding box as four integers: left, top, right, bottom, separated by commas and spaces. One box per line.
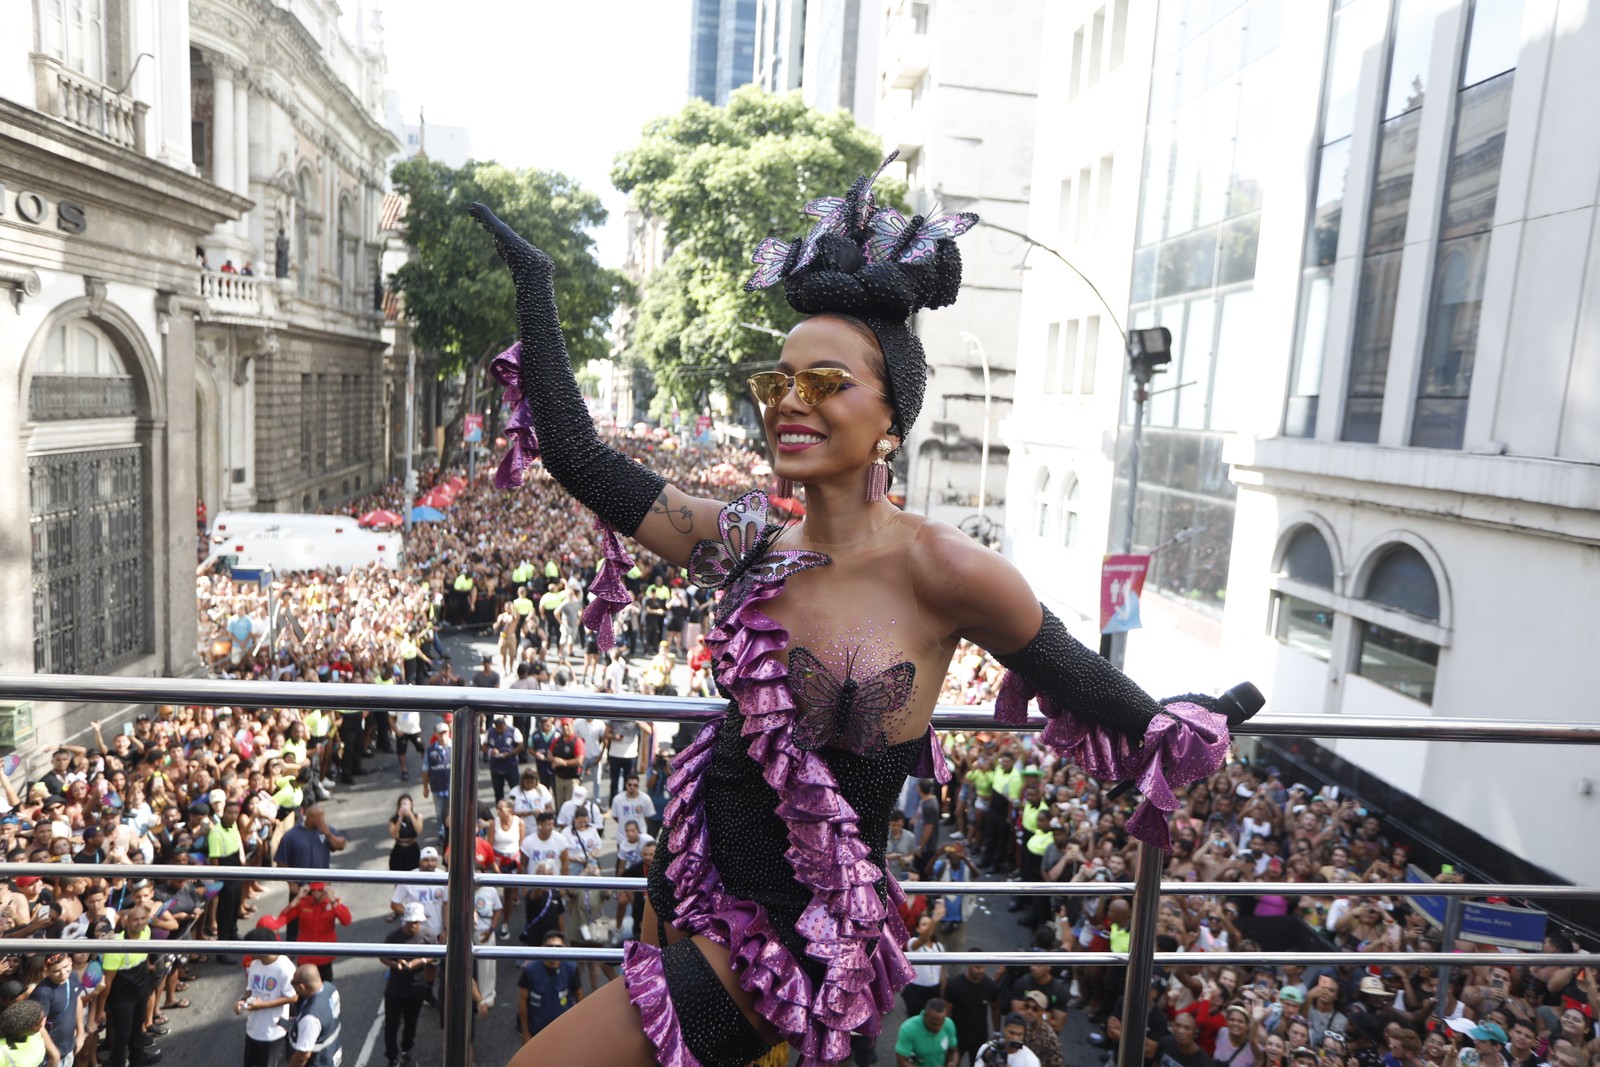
489, 343, 541, 489
996, 676, 1229, 849
622, 939, 704, 1067
579, 519, 633, 653
633, 577, 916, 1067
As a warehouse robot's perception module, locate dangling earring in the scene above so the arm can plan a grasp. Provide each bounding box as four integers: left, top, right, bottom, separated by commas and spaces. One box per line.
774, 476, 794, 498
866, 439, 893, 502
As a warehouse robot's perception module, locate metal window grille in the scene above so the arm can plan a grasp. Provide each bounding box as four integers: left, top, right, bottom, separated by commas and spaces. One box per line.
27, 449, 150, 674
0, 673, 1594, 1067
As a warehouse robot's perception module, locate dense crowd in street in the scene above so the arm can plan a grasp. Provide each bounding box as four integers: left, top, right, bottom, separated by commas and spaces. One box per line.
1, 422, 1594, 1067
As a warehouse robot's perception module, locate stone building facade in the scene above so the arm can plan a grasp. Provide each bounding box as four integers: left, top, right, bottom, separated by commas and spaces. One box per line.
0, 0, 395, 748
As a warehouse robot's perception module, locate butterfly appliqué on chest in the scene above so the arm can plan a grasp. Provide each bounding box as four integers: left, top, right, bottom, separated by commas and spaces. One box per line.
786, 646, 917, 758
687, 491, 831, 625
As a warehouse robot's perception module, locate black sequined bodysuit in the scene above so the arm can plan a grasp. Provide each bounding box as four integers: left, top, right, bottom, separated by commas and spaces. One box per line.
648, 709, 926, 976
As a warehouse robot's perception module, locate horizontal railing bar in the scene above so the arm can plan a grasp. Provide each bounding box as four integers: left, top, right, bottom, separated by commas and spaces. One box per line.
8, 864, 1590, 899
479, 873, 1600, 898
472, 949, 1600, 968
1, 862, 446, 886
6, 937, 1591, 969
1, 674, 1597, 743
2, 938, 445, 959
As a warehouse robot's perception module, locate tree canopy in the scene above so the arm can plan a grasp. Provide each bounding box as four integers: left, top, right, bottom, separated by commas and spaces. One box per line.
390, 158, 625, 377
612, 87, 902, 408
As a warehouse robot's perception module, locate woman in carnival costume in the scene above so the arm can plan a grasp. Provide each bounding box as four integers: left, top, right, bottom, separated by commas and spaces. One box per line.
470, 152, 1259, 1067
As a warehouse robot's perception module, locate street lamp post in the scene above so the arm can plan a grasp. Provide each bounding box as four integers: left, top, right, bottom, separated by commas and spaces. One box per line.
402, 344, 416, 533
1105, 325, 1171, 671
1110, 323, 1173, 1067
958, 332, 993, 540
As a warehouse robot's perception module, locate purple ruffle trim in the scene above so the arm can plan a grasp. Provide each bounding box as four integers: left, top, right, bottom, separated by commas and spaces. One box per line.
623, 939, 703, 1067
624, 576, 916, 1067
996, 674, 1228, 850
579, 519, 633, 654
489, 343, 540, 490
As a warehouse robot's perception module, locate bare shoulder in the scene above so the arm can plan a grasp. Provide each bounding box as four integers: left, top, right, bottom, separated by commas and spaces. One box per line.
906, 517, 1041, 654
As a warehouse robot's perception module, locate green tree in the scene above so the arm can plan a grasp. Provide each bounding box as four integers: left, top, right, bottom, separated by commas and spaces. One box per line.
390, 158, 626, 377
612, 87, 901, 408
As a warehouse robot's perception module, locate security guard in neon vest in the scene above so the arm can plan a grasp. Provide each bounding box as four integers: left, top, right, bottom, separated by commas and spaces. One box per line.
287, 964, 342, 1067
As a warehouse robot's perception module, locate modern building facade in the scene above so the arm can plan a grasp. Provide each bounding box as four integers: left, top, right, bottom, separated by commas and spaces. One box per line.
874, 0, 1043, 530
689, 0, 758, 105
1009, 0, 1600, 888
755, 0, 881, 120
1, 0, 396, 745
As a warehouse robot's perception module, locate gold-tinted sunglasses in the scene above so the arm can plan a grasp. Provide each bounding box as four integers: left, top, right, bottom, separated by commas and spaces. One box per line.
747, 368, 887, 408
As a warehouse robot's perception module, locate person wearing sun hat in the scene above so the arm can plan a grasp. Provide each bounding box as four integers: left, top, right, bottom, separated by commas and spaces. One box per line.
1467, 1022, 1510, 1067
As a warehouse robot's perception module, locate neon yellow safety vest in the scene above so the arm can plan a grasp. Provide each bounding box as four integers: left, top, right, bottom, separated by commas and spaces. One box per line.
453, 573, 474, 592
103, 927, 152, 973
208, 821, 243, 861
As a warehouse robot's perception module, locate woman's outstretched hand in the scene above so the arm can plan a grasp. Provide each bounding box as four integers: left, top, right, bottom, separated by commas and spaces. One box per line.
468, 202, 552, 278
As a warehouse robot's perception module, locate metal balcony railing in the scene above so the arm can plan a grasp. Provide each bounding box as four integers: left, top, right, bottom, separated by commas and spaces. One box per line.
0, 673, 1596, 1067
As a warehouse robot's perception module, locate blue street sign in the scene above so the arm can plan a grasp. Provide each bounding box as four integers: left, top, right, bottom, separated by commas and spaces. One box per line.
1406, 865, 1547, 950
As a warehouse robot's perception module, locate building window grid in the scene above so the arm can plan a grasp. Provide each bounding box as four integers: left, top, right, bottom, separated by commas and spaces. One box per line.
1411, 0, 1523, 449
30, 447, 150, 675
1340, 0, 1439, 442
1284, 0, 1385, 438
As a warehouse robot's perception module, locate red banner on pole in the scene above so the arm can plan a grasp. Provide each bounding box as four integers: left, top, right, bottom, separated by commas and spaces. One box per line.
1100, 554, 1151, 633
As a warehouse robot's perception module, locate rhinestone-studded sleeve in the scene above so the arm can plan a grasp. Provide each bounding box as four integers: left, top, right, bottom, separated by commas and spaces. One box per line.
470, 203, 665, 535
993, 604, 1161, 742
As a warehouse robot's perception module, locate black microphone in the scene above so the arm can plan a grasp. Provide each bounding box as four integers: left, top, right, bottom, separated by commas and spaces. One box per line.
1216, 681, 1265, 727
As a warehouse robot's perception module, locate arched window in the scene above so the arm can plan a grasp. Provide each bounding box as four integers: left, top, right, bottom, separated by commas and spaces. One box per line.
1034, 468, 1052, 538
337, 192, 356, 297
28, 321, 135, 420
1270, 524, 1336, 662
28, 316, 150, 675
1059, 476, 1081, 548
1365, 544, 1440, 620
296, 169, 313, 296
1280, 525, 1335, 588
1354, 543, 1442, 704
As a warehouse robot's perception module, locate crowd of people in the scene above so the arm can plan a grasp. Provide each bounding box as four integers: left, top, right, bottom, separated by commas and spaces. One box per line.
2, 422, 1593, 1067
887, 713, 1599, 1067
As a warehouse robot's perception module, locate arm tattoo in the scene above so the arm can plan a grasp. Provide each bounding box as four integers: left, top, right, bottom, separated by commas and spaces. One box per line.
650, 491, 695, 535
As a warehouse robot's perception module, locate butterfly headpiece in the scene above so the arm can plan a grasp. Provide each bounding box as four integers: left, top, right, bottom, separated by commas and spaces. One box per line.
741, 151, 978, 437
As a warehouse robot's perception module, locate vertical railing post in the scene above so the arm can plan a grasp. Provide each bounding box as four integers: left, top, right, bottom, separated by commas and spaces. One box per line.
1116, 842, 1166, 1067
443, 703, 479, 1067
1434, 896, 1465, 1024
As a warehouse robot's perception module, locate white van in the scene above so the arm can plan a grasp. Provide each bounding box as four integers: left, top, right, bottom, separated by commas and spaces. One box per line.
209, 511, 354, 541
204, 517, 402, 580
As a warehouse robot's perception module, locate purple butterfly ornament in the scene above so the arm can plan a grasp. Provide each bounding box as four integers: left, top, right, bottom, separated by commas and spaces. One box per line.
787, 646, 916, 758
687, 491, 830, 623
866, 207, 979, 266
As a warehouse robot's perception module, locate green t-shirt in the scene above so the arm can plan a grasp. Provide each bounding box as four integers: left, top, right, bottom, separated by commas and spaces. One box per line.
991, 764, 1021, 803
967, 767, 994, 798
895, 1014, 956, 1067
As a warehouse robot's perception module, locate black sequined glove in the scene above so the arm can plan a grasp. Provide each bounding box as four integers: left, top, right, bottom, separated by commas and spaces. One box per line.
469, 203, 664, 536
994, 606, 1161, 743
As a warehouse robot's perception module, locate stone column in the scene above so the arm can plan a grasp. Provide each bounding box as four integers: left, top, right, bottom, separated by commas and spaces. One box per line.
234, 81, 251, 243
155, 0, 194, 171
211, 62, 235, 195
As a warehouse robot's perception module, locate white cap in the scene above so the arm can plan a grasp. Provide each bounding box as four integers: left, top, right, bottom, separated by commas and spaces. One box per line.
420, 846, 441, 861
402, 902, 427, 923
